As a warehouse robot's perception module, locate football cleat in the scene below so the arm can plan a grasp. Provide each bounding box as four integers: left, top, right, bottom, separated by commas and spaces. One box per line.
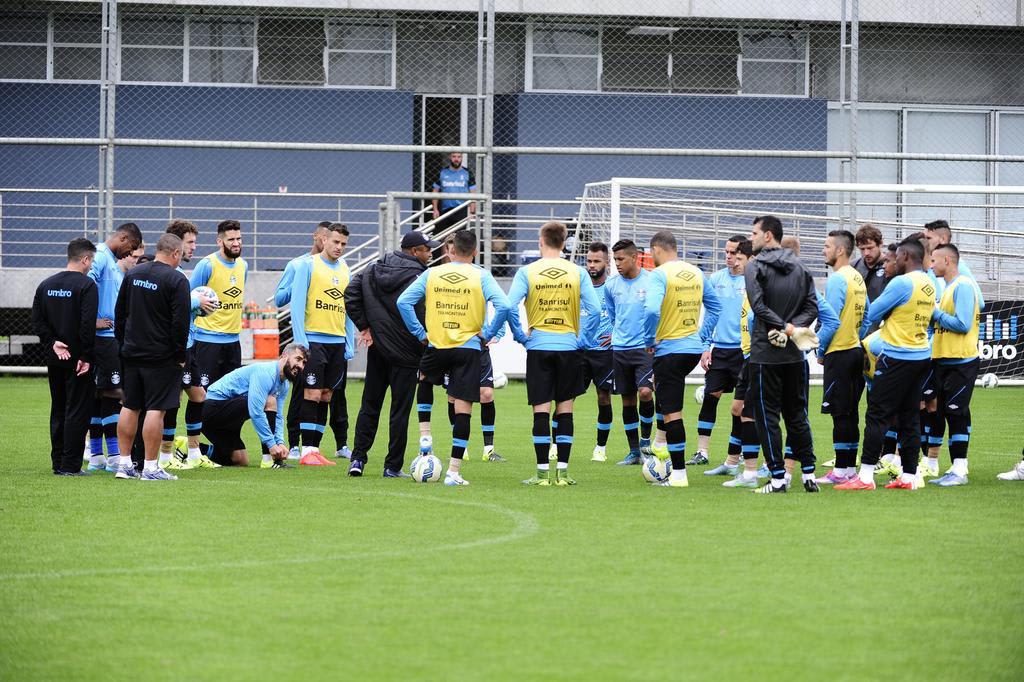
685, 450, 710, 466
875, 459, 903, 478
522, 474, 551, 486
756, 463, 770, 478
996, 461, 1024, 481
639, 439, 653, 458
114, 463, 140, 480
885, 478, 916, 489
723, 473, 758, 488
418, 436, 433, 456
651, 444, 669, 460
383, 468, 412, 478
173, 436, 189, 459
57, 470, 91, 477
194, 455, 221, 469
270, 460, 294, 469
917, 461, 939, 478
335, 446, 352, 460
141, 467, 178, 481
753, 481, 787, 494
617, 451, 643, 466
85, 462, 108, 473
929, 472, 968, 487
803, 479, 819, 493
444, 473, 469, 486
163, 457, 192, 471
704, 462, 738, 477
834, 478, 876, 491
656, 476, 689, 488
105, 458, 120, 474
287, 446, 301, 461
814, 470, 854, 485
554, 470, 577, 486
482, 446, 506, 463
348, 459, 364, 477
591, 446, 607, 462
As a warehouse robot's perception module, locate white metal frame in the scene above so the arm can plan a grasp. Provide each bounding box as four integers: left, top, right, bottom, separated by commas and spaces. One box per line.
525, 22, 602, 94
736, 30, 809, 98
418, 94, 471, 194
324, 17, 396, 90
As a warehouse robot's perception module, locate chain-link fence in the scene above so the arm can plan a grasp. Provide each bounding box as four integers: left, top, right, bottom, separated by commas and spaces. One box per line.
2, 1, 1023, 369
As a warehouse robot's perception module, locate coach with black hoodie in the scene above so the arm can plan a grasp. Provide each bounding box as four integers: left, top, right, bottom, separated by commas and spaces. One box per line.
345, 230, 439, 476
745, 215, 820, 494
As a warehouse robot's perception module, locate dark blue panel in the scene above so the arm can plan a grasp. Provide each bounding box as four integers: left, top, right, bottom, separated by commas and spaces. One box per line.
0, 83, 101, 137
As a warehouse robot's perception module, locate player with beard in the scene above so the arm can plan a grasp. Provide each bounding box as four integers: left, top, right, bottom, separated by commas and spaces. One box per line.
200, 345, 307, 468
189, 219, 247, 388
580, 242, 616, 462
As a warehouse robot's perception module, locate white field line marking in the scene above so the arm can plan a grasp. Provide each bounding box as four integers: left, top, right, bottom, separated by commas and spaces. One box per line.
0, 480, 540, 582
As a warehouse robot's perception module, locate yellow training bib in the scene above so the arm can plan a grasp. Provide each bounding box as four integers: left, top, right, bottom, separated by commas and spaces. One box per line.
740, 292, 751, 356
195, 253, 246, 335
827, 265, 867, 354
932, 276, 980, 360
304, 255, 350, 337
655, 260, 704, 343
880, 271, 934, 351
523, 258, 582, 335
424, 263, 486, 349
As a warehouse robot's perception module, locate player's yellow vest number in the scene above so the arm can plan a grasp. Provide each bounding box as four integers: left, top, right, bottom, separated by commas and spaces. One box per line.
827, 265, 867, 353
195, 253, 246, 335
524, 258, 581, 335
880, 271, 934, 351
305, 256, 350, 337
424, 264, 486, 349
932, 276, 980, 359
740, 292, 751, 357
655, 260, 703, 343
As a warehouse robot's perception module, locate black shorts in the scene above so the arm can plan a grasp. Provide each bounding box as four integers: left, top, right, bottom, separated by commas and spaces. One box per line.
821, 347, 866, 416
868, 355, 932, 425
704, 347, 743, 395
93, 336, 122, 390
920, 362, 938, 403
420, 347, 481, 403
121, 361, 182, 411
735, 358, 751, 401
479, 349, 494, 388
581, 350, 615, 392
934, 359, 980, 416
192, 340, 242, 388
180, 347, 200, 390
201, 396, 249, 465
525, 349, 583, 405
652, 353, 702, 414
302, 342, 347, 391
613, 348, 654, 396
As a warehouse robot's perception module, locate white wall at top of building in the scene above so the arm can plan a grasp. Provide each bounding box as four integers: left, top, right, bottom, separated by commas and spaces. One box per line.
63, 0, 1023, 27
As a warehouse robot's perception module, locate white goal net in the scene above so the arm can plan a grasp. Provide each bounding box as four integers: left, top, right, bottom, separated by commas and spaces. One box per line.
574, 177, 1024, 381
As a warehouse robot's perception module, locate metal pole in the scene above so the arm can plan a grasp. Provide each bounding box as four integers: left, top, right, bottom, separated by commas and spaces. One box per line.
474, 0, 485, 204
482, 0, 495, 270
102, 0, 117, 239
849, 0, 860, 225
252, 197, 258, 271
96, 0, 109, 237
838, 0, 848, 232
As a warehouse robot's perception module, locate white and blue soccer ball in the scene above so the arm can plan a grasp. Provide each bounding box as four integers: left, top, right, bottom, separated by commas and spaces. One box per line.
191, 286, 219, 316
980, 372, 999, 389
694, 385, 705, 404
412, 454, 443, 483
492, 370, 509, 389
641, 455, 671, 483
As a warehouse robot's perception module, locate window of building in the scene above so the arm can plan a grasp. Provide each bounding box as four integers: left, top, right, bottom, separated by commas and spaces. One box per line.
257, 17, 324, 85
52, 13, 102, 80
120, 15, 185, 83
0, 12, 48, 80
527, 24, 600, 92
327, 21, 395, 88
739, 31, 808, 97
190, 17, 255, 84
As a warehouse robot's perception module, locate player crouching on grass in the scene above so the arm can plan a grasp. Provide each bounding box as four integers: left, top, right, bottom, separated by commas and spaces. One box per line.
200, 344, 307, 468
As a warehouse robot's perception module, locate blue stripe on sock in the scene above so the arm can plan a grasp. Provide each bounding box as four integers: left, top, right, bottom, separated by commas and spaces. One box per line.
728, 436, 741, 446
802, 465, 815, 473
532, 436, 551, 444
885, 430, 898, 438
104, 437, 119, 455
480, 425, 495, 433
697, 420, 715, 430
162, 428, 176, 437
185, 422, 202, 430
623, 422, 639, 430
417, 404, 432, 412
596, 422, 612, 431
949, 434, 970, 443
452, 438, 469, 448
639, 415, 654, 424
667, 442, 687, 452
741, 445, 760, 453
101, 415, 119, 426
300, 422, 319, 431
655, 413, 663, 421
928, 436, 943, 445
784, 446, 793, 455
90, 417, 101, 425
555, 435, 574, 444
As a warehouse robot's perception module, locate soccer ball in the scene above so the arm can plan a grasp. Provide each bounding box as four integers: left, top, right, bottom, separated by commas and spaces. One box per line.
492, 370, 508, 389
191, 286, 219, 316
980, 372, 999, 389
694, 385, 705, 404
411, 454, 442, 483
641, 455, 671, 483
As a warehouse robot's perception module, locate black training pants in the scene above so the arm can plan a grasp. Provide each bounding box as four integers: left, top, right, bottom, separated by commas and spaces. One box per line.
47, 364, 95, 473
748, 361, 815, 479
861, 355, 931, 474
351, 345, 418, 471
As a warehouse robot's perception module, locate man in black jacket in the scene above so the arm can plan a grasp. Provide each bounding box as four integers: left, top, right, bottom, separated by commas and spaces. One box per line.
345, 230, 437, 476
113, 233, 191, 481
32, 238, 99, 475
744, 215, 820, 494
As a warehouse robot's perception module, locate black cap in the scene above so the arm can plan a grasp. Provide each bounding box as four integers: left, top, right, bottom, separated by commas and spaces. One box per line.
401, 231, 441, 250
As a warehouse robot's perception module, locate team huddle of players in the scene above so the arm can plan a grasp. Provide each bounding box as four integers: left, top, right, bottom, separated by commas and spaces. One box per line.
38, 214, 1024, 487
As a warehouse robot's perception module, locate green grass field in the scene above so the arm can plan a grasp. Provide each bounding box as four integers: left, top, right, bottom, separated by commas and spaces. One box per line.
1, 376, 1022, 681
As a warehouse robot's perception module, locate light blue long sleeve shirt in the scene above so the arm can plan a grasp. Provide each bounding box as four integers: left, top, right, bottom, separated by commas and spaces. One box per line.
506, 266, 601, 351
396, 264, 510, 350
289, 254, 357, 354
206, 361, 289, 448
275, 253, 312, 307
88, 243, 122, 338
707, 268, 745, 349
583, 282, 614, 351
814, 290, 842, 359
604, 270, 652, 351
643, 269, 722, 357
862, 273, 935, 360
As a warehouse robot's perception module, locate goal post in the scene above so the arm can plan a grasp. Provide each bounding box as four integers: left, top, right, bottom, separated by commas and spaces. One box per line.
574, 177, 1024, 383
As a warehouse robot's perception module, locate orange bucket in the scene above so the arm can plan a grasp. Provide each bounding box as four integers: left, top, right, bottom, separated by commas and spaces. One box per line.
253, 330, 280, 359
